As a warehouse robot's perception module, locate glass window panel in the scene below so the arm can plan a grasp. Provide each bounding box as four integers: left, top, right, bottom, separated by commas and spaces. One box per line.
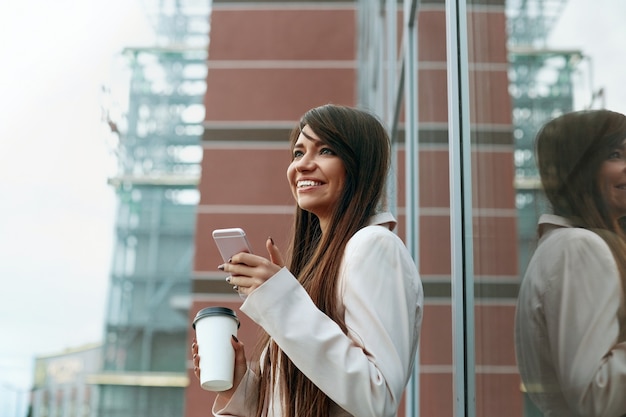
464, 0, 526, 415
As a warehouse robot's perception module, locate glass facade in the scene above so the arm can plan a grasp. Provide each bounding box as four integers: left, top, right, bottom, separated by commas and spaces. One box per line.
357, 0, 591, 416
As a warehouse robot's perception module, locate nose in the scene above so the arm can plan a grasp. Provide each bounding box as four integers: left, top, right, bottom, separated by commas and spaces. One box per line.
294, 153, 315, 172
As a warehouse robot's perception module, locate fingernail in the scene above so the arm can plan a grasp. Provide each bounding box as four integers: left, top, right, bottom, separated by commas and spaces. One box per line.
269, 236, 275, 245
233, 285, 239, 291
227, 258, 232, 263
193, 353, 197, 359
225, 276, 231, 283
218, 264, 224, 271
232, 335, 239, 343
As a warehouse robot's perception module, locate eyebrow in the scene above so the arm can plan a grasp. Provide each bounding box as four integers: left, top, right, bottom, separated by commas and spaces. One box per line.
294, 134, 323, 148
612, 139, 626, 150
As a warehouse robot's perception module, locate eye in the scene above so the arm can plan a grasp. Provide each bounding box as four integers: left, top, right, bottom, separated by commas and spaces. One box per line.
293, 149, 304, 159
608, 149, 623, 160
320, 147, 336, 156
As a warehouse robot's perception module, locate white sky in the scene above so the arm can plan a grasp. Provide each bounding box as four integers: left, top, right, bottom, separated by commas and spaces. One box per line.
0, 0, 153, 410
0, 0, 625, 413
547, 0, 626, 114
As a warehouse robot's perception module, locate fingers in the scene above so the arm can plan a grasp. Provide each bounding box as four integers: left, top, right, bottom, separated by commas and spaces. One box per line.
192, 336, 247, 388
220, 255, 279, 285
191, 339, 201, 379
217, 244, 282, 295
228, 252, 264, 267
266, 237, 284, 267
231, 335, 248, 383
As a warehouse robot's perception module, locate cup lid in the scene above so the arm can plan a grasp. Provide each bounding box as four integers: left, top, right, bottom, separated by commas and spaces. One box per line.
193, 306, 240, 329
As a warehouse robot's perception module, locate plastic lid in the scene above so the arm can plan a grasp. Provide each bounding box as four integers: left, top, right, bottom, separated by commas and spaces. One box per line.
192, 306, 240, 329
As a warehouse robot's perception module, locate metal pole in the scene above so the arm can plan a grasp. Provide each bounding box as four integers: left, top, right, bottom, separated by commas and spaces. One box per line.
445, 0, 476, 416
403, 0, 420, 416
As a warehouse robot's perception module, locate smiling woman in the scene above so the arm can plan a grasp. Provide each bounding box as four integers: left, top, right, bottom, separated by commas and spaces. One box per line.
515, 109, 626, 417
598, 138, 626, 221
192, 104, 423, 417
287, 124, 347, 231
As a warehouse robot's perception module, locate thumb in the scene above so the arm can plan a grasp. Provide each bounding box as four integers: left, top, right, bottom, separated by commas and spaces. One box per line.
266, 237, 284, 267
232, 336, 247, 378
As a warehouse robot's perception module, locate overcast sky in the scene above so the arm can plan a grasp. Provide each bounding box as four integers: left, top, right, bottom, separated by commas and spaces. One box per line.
547, 0, 626, 113
0, 0, 153, 412
0, 0, 625, 414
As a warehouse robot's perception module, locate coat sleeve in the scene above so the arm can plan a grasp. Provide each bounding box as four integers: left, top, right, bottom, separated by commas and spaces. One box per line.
212, 368, 259, 417
544, 229, 626, 417
240, 227, 423, 417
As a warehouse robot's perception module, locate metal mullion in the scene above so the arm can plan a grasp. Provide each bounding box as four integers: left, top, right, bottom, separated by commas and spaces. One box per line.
403, 0, 421, 415
445, 0, 476, 416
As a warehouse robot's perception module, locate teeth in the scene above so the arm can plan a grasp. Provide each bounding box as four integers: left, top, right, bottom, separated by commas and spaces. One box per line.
297, 180, 322, 188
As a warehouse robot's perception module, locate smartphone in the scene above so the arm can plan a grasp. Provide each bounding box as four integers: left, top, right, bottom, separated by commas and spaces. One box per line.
212, 228, 253, 262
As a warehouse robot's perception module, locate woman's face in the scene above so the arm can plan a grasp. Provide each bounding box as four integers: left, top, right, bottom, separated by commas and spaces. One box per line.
286, 125, 346, 228
597, 139, 626, 221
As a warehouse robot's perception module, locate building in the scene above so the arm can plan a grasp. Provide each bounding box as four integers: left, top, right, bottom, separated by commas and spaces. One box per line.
30, 344, 101, 417
184, 0, 527, 416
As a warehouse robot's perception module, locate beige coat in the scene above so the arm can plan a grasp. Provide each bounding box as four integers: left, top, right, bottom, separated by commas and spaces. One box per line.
515, 214, 626, 417
214, 213, 423, 417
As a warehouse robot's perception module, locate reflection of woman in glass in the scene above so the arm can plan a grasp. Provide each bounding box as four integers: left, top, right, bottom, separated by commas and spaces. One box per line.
515, 110, 626, 417
193, 104, 423, 417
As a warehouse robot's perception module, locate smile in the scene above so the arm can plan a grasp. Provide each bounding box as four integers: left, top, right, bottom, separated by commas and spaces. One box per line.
297, 180, 322, 188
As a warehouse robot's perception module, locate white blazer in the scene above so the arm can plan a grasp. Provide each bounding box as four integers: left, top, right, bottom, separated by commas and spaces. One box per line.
515, 214, 626, 417
214, 212, 423, 417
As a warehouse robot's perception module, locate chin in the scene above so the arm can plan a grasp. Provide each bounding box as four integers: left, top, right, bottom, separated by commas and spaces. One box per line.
296, 203, 319, 216
297, 204, 316, 214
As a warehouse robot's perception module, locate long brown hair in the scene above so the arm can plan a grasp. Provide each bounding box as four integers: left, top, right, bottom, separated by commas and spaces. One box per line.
535, 109, 626, 284
253, 104, 391, 417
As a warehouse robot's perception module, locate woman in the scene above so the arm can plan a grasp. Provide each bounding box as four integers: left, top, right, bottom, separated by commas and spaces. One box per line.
514, 109, 626, 417
192, 104, 423, 417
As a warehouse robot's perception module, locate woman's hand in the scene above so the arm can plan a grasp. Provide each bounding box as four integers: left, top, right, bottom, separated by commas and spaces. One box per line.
192, 338, 200, 379
191, 335, 248, 400
220, 237, 284, 297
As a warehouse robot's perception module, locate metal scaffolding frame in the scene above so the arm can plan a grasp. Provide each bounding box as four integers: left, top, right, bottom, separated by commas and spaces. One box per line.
95, 1, 210, 416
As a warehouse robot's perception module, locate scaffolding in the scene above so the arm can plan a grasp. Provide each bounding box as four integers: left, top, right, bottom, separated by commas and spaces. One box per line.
95, 1, 211, 416
506, 0, 583, 273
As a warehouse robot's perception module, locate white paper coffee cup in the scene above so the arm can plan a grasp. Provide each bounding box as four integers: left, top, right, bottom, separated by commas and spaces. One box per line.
193, 307, 240, 391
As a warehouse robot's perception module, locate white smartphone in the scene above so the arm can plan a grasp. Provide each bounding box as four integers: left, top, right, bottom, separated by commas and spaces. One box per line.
212, 228, 253, 262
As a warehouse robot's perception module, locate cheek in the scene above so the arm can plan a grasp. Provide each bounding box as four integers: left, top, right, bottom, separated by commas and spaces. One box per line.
337, 169, 347, 191
286, 164, 296, 185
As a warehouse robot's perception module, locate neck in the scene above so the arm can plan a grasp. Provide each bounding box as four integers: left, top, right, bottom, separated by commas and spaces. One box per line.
318, 217, 329, 235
